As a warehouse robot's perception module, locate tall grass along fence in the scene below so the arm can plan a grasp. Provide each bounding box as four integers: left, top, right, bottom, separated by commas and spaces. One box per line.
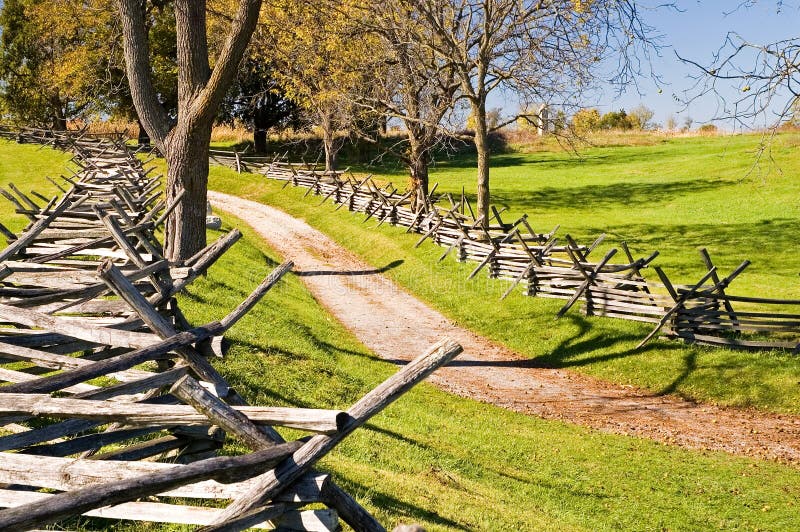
235, 156, 799, 354
0, 127, 462, 531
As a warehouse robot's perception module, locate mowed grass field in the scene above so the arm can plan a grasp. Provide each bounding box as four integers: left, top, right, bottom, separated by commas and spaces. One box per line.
206, 132, 800, 415
2, 138, 800, 530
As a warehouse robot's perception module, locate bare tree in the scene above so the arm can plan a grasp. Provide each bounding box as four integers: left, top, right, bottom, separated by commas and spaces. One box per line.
116, 0, 262, 261
346, 0, 460, 206
629, 104, 655, 130
680, 29, 800, 129
395, 0, 661, 225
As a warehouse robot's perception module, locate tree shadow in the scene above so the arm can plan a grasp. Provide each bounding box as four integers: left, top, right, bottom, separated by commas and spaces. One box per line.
529, 314, 684, 370
486, 177, 735, 213
332, 477, 471, 531
657, 350, 697, 397
608, 218, 800, 254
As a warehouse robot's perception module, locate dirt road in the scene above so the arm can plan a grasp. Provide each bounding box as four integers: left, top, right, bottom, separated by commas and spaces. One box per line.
210, 191, 800, 464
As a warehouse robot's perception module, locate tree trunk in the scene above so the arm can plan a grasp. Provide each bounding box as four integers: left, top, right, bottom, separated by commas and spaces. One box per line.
117, 0, 264, 262
253, 107, 268, 153
320, 112, 337, 172
408, 140, 429, 211
137, 119, 151, 148
50, 100, 67, 131
163, 122, 212, 262
253, 128, 268, 153
472, 101, 490, 227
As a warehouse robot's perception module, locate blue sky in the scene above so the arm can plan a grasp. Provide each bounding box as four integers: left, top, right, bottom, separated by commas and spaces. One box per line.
618, 0, 799, 129
493, 1, 800, 129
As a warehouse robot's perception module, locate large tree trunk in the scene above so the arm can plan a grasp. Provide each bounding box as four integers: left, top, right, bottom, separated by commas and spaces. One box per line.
163, 122, 212, 262
408, 139, 429, 211
118, 0, 263, 262
471, 101, 490, 227
253, 128, 268, 153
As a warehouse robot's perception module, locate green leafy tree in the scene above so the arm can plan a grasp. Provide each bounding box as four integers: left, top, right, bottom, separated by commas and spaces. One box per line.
0, 0, 116, 128
598, 109, 633, 130
219, 54, 300, 153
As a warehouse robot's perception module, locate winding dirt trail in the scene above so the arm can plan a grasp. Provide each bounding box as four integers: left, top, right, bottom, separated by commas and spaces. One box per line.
210, 191, 800, 464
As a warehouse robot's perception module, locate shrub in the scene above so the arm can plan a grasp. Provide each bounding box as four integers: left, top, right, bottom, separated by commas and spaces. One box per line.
571, 108, 601, 133
598, 109, 633, 130
698, 123, 718, 135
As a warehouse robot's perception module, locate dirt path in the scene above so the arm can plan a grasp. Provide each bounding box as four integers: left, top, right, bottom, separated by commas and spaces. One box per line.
210, 191, 800, 464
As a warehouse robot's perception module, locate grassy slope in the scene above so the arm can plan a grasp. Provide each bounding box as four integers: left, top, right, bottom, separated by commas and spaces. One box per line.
1, 138, 799, 530
186, 220, 800, 532
0, 141, 71, 232
428, 133, 800, 296
207, 133, 800, 415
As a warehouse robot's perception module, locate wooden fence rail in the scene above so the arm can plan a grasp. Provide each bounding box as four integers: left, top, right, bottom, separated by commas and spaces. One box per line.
0, 127, 461, 531
256, 157, 800, 353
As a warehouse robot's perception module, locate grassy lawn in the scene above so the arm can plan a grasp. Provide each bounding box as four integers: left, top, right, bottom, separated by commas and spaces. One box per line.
1, 138, 800, 530
206, 133, 800, 415
344, 132, 800, 296
0, 140, 71, 232
182, 220, 800, 531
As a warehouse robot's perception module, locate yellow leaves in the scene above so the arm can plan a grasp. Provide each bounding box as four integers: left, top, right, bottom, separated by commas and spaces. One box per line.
572, 0, 592, 15
255, 0, 380, 112
14, 0, 115, 98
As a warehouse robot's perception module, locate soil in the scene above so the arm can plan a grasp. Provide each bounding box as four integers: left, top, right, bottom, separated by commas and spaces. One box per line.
210, 191, 800, 465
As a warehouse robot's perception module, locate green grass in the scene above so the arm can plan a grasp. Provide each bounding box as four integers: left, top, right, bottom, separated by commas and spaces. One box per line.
206, 133, 800, 415
2, 138, 800, 530
370, 133, 800, 296
0, 140, 72, 232
179, 220, 800, 531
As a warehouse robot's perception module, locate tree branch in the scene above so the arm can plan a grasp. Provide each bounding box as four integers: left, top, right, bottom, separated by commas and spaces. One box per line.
115, 0, 171, 148
192, 0, 263, 124
175, 0, 212, 109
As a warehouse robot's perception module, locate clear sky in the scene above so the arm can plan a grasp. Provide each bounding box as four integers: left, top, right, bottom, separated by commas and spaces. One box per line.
492, 0, 800, 130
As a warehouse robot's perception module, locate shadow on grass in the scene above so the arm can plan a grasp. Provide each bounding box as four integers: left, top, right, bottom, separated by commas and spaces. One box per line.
606, 218, 800, 256
335, 478, 471, 531
658, 350, 697, 397
519, 314, 682, 372
363, 423, 434, 450
227, 329, 369, 363
486, 177, 735, 213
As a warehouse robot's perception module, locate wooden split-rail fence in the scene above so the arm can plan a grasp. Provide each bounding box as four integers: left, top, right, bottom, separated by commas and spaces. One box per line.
250, 157, 800, 354
0, 129, 463, 531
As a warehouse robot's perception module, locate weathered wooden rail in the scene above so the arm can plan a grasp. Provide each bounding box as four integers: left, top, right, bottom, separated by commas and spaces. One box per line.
257, 157, 800, 353
0, 129, 462, 531
8, 125, 798, 351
